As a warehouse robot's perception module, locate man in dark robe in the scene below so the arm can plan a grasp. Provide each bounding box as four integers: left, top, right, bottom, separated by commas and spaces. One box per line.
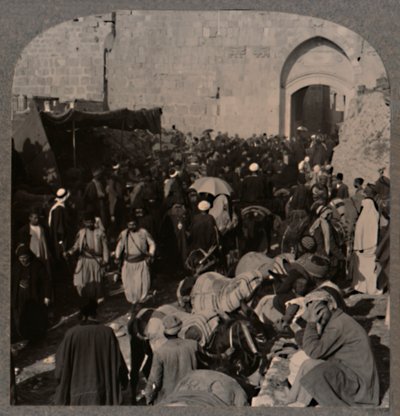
309, 137, 328, 167
48, 188, 73, 263
189, 200, 219, 254
83, 168, 109, 230
106, 164, 127, 240
289, 173, 312, 212
164, 168, 187, 210
54, 299, 129, 405
11, 244, 51, 341
290, 136, 306, 164
240, 163, 267, 207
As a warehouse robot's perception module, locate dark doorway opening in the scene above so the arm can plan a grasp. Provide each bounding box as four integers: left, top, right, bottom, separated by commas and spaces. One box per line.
290, 84, 345, 137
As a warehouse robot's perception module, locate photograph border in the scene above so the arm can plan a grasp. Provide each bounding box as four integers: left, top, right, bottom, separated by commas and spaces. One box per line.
1, 1, 398, 415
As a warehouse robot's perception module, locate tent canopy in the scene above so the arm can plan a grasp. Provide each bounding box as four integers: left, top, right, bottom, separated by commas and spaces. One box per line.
40, 107, 163, 135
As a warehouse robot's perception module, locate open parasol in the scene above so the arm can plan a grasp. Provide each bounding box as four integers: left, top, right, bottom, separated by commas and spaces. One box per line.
190, 177, 233, 196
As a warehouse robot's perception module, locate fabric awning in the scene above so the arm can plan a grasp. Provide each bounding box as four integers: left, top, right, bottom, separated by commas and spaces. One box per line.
40, 107, 163, 135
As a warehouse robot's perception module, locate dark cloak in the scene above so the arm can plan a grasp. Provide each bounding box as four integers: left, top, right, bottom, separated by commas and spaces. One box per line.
189, 213, 218, 253
54, 321, 129, 405
11, 256, 51, 340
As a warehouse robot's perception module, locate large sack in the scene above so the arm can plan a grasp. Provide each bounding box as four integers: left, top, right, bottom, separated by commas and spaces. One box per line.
159, 370, 248, 407
235, 252, 294, 276
191, 271, 263, 317
146, 304, 219, 350
235, 252, 275, 276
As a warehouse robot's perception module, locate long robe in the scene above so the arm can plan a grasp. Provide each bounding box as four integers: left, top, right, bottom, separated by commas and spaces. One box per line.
54, 321, 129, 405
189, 213, 218, 253
115, 228, 156, 304
49, 205, 69, 261
69, 228, 109, 299
240, 174, 266, 205
299, 309, 380, 406
17, 224, 52, 276
351, 198, 382, 295
145, 337, 198, 404
11, 257, 51, 340
83, 179, 109, 229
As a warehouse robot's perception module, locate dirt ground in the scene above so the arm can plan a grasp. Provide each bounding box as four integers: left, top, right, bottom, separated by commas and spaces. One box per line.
13, 261, 390, 408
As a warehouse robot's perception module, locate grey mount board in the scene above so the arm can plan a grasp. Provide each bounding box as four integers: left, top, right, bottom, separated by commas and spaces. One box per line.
0, 0, 398, 415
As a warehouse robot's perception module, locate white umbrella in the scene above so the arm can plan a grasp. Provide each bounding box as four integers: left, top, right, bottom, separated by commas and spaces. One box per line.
190, 177, 233, 196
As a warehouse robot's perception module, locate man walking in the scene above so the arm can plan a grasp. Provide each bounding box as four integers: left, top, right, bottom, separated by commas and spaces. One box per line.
114, 214, 156, 304
64, 211, 109, 301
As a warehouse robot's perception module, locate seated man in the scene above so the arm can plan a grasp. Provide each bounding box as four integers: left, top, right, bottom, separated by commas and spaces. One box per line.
286, 290, 379, 407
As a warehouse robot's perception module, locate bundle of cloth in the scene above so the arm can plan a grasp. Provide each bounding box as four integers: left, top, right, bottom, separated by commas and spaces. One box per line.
143, 304, 220, 350
190, 270, 264, 318
158, 370, 248, 407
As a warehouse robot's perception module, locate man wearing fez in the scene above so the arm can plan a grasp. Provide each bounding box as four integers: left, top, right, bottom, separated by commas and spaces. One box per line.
64, 211, 109, 301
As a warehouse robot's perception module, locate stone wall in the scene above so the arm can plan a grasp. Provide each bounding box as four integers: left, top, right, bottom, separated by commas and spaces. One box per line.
12, 10, 387, 137
331, 90, 390, 184
12, 14, 113, 102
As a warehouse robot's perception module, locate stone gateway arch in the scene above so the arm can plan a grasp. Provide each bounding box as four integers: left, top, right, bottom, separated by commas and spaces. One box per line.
12, 10, 389, 182
279, 36, 356, 138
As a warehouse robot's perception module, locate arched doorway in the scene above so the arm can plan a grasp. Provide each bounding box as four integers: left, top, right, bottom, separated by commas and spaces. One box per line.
280, 37, 355, 137
290, 84, 346, 138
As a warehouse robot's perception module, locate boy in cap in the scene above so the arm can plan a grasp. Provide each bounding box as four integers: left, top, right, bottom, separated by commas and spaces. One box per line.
144, 315, 198, 404
331, 173, 349, 199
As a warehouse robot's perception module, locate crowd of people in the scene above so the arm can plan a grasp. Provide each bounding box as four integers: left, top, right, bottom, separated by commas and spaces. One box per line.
11, 126, 390, 406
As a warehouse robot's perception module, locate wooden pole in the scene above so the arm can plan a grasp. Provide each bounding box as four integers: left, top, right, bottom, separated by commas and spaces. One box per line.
120, 116, 125, 147
72, 120, 76, 168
